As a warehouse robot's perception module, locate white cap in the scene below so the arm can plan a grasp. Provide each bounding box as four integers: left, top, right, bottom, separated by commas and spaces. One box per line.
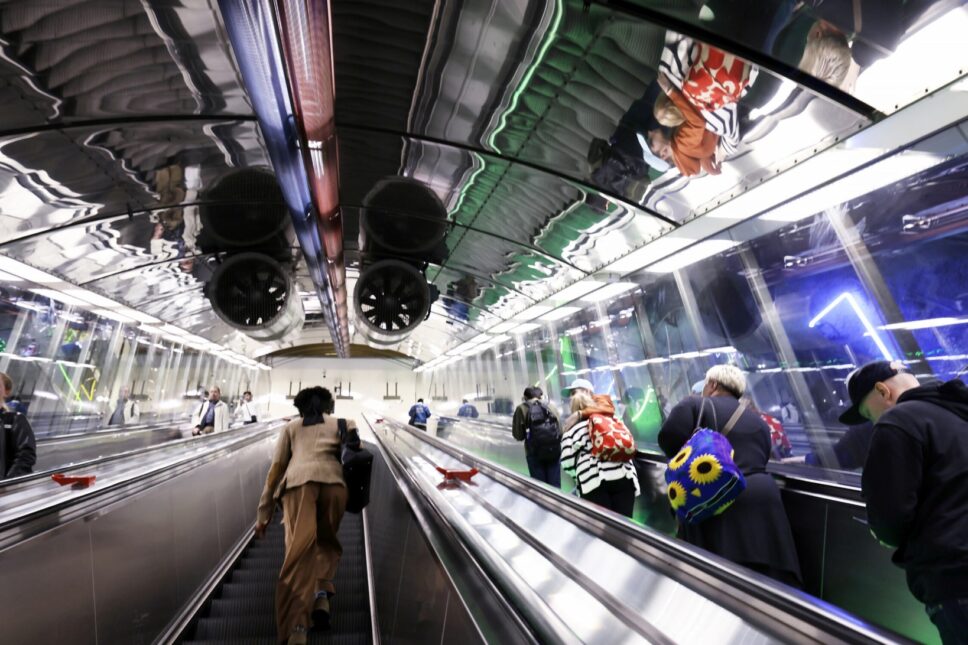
565, 378, 594, 392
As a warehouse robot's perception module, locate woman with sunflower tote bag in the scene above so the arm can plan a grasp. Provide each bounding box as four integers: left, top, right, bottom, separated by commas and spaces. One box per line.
658, 365, 803, 588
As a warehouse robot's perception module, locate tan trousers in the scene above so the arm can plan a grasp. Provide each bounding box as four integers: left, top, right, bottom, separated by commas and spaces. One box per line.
276, 482, 348, 639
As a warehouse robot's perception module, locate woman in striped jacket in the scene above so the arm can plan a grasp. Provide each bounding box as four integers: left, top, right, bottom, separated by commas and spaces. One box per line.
560, 390, 639, 517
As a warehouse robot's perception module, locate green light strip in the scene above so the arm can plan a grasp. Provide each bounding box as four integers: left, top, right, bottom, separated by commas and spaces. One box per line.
484, 0, 564, 154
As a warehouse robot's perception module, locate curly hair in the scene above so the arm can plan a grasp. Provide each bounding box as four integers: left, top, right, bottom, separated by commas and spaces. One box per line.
293, 386, 334, 421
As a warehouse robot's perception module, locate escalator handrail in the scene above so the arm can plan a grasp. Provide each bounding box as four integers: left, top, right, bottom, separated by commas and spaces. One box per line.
0, 419, 280, 491
0, 422, 284, 540
378, 416, 910, 645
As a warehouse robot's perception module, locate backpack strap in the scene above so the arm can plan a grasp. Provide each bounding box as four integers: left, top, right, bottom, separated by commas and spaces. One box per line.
337, 418, 347, 443
721, 400, 748, 437
693, 397, 718, 435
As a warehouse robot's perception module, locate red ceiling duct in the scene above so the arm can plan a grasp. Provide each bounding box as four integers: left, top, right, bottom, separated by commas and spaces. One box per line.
274, 0, 350, 351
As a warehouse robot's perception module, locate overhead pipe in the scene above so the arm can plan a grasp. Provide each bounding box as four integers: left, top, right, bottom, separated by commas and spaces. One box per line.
216, 0, 349, 356
273, 0, 351, 353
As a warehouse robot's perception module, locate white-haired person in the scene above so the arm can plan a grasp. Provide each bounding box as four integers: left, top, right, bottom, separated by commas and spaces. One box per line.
658, 364, 802, 588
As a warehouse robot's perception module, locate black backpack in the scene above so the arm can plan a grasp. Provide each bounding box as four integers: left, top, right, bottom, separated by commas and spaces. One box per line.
338, 419, 373, 513
527, 401, 561, 464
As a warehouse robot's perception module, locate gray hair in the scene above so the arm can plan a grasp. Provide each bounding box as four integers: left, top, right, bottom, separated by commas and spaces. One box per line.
705, 364, 747, 398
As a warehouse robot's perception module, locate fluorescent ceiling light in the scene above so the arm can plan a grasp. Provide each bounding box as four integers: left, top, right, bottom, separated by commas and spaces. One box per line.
581, 282, 637, 303
0, 256, 58, 283
91, 309, 136, 323
604, 237, 695, 274
879, 317, 968, 331
29, 288, 89, 307
509, 322, 541, 335
62, 289, 120, 309
760, 151, 945, 223
551, 280, 603, 304
485, 334, 510, 346
117, 308, 160, 324
540, 306, 582, 322
489, 320, 519, 334
645, 240, 739, 273
514, 304, 552, 321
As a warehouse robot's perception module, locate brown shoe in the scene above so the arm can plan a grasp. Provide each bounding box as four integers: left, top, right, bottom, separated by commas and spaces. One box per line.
312, 595, 331, 630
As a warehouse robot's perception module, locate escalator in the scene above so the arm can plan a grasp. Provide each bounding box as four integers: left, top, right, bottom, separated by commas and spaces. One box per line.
181, 514, 371, 644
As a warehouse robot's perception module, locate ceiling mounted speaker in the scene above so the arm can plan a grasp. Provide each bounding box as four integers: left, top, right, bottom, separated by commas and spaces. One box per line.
354, 259, 431, 344
208, 252, 304, 341
200, 169, 290, 251
360, 176, 449, 256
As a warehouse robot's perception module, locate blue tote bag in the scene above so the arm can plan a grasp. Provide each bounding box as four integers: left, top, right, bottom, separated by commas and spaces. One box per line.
665, 398, 747, 524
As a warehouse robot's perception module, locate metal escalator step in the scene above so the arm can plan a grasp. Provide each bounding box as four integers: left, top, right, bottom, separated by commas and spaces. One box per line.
207, 596, 275, 619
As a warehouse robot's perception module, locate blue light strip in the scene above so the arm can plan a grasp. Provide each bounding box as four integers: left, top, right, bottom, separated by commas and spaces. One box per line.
217, 0, 345, 355
808, 292, 894, 361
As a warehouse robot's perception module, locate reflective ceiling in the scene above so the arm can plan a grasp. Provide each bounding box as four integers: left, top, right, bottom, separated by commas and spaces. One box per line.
0, 0, 965, 361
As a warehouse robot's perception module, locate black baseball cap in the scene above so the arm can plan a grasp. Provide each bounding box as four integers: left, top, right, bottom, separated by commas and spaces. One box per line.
838, 360, 905, 425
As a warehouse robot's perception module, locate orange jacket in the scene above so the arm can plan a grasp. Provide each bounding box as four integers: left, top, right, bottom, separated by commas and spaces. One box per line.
668, 87, 720, 177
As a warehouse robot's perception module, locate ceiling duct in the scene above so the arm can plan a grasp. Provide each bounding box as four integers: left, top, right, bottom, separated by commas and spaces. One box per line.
198, 169, 292, 259
354, 259, 432, 345
360, 176, 450, 259
354, 177, 444, 344
208, 252, 304, 341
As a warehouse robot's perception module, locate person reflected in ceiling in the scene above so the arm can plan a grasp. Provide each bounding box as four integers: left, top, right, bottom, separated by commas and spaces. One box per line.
442, 275, 478, 323
649, 72, 723, 178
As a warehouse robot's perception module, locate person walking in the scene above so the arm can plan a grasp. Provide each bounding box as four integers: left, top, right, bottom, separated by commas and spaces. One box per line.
839, 360, 968, 645
511, 386, 561, 487
659, 365, 802, 587
191, 386, 228, 435
0, 372, 35, 479
560, 383, 639, 516
408, 398, 431, 430
255, 386, 360, 644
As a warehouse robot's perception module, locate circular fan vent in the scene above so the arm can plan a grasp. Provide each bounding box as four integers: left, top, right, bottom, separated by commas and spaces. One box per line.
354, 259, 431, 343
208, 253, 304, 341
361, 176, 449, 255
201, 169, 289, 248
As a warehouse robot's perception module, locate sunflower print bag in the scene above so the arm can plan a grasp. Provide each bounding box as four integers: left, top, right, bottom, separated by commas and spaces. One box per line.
665, 398, 747, 524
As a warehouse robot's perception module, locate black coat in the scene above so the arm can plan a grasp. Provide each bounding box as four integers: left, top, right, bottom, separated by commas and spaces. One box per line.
1, 410, 36, 478
862, 380, 968, 605
659, 396, 802, 585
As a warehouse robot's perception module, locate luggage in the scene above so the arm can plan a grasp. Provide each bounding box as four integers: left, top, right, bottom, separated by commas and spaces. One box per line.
587, 413, 636, 462
527, 401, 562, 464
665, 399, 747, 524
337, 419, 373, 513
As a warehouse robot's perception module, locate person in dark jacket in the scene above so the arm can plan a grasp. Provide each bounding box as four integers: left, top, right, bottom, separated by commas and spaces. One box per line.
408, 398, 431, 431
0, 372, 36, 479
840, 360, 968, 645
659, 365, 802, 588
512, 387, 561, 488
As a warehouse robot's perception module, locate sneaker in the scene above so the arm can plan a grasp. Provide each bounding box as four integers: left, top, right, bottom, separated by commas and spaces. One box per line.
287, 625, 308, 645
312, 595, 331, 631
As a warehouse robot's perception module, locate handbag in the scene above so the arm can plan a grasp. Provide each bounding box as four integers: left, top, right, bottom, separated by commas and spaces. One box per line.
338, 419, 373, 514
587, 413, 636, 462
665, 398, 747, 524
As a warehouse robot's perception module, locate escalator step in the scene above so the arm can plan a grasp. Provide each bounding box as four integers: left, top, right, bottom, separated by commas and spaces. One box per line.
183, 514, 370, 645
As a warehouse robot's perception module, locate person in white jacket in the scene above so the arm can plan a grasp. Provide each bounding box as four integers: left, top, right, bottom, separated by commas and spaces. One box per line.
235, 390, 260, 425
192, 386, 228, 435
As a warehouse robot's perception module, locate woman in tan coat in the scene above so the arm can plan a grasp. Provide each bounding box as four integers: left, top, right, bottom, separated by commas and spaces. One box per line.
255, 386, 360, 644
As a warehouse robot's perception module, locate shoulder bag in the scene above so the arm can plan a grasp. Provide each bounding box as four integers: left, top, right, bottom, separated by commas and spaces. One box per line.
338, 419, 373, 513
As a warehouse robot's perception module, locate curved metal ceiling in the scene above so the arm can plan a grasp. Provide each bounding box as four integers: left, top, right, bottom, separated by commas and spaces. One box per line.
0, 0, 965, 363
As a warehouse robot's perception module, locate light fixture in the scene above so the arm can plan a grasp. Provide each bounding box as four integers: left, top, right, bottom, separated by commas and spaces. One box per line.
62, 289, 121, 309
550, 280, 603, 304
29, 288, 89, 307
509, 322, 541, 335
540, 306, 581, 322
808, 292, 894, 361
92, 309, 136, 323
603, 236, 695, 274
645, 240, 739, 273
488, 320, 519, 334
581, 282, 637, 303
879, 317, 968, 331
759, 151, 945, 223
0, 256, 58, 283
0, 269, 22, 282
514, 304, 553, 321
